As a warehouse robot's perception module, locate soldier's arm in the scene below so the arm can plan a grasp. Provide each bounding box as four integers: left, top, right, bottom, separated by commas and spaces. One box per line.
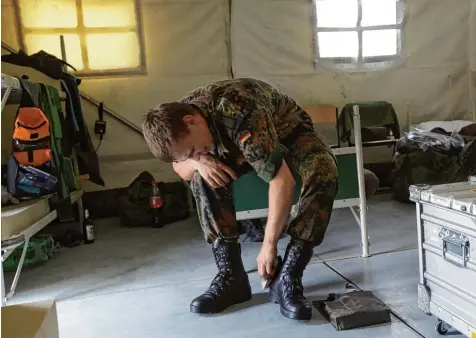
265, 160, 295, 247
173, 156, 237, 187
236, 111, 295, 246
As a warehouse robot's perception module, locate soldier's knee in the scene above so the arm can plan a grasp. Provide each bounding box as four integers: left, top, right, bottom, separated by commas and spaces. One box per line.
304, 151, 338, 185
189, 171, 209, 197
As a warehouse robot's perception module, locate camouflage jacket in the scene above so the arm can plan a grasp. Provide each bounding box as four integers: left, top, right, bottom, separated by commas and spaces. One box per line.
179, 78, 331, 182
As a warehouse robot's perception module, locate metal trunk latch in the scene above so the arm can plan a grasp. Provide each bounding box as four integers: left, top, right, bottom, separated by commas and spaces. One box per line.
439, 228, 470, 268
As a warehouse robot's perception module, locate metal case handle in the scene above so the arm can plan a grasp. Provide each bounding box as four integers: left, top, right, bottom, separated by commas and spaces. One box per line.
439, 228, 470, 268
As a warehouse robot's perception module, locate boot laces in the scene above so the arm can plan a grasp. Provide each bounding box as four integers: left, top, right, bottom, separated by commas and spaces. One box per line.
208, 245, 233, 296
282, 246, 306, 296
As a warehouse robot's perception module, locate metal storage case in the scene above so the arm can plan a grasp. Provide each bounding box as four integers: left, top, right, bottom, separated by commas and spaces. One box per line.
410, 176, 476, 337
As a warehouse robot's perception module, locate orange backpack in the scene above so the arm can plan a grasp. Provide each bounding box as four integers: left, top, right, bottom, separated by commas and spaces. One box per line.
12, 85, 53, 166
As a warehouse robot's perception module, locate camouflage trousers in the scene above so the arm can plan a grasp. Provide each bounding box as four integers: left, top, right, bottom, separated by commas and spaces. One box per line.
189, 130, 338, 247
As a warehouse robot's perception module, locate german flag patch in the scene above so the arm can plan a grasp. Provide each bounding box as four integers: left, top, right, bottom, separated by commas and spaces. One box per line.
239, 131, 251, 144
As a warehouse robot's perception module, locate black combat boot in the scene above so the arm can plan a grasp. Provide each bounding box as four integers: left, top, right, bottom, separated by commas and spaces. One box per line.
190, 239, 252, 314
269, 238, 314, 320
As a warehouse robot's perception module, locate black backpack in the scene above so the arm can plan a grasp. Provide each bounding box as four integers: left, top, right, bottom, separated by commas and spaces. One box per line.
118, 171, 190, 228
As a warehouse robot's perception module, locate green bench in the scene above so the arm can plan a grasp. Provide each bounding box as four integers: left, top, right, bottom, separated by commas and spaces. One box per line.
232, 104, 370, 257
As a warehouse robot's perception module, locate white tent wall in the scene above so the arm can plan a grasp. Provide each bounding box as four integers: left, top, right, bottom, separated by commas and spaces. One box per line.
0, 0, 18, 49
231, 0, 473, 129
2, 0, 475, 190
80, 0, 231, 133
472, 0, 476, 72
1, 0, 231, 191
77, 0, 231, 190
470, 0, 476, 119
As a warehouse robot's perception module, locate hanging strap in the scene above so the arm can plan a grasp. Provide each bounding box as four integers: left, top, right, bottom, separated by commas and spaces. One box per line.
18, 77, 40, 108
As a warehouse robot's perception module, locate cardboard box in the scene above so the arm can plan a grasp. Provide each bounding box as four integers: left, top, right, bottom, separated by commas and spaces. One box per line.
2, 299, 59, 338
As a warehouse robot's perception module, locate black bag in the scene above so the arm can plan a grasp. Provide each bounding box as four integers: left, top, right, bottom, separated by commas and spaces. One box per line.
118, 171, 155, 228
2, 49, 76, 79
118, 171, 190, 228
83, 188, 127, 219
158, 181, 190, 224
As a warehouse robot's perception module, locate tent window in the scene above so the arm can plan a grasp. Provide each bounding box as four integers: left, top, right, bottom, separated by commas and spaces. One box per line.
314, 0, 404, 70
14, 0, 145, 77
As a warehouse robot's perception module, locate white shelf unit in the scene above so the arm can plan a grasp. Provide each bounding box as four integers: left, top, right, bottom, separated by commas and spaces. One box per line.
1, 73, 21, 111
1, 73, 66, 110
1, 72, 84, 306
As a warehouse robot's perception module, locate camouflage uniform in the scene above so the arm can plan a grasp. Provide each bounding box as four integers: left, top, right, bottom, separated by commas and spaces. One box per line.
180, 78, 338, 247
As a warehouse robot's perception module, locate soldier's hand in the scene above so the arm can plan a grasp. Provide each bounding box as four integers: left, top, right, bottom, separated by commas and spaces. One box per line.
196, 155, 237, 189
257, 242, 277, 280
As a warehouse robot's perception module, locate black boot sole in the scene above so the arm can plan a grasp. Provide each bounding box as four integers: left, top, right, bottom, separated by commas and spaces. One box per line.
190, 291, 252, 314
269, 289, 312, 321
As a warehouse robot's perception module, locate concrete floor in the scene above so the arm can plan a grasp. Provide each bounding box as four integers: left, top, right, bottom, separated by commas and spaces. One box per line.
5, 195, 465, 338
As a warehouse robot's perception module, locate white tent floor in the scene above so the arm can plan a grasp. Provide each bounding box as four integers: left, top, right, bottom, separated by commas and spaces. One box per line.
4, 195, 465, 338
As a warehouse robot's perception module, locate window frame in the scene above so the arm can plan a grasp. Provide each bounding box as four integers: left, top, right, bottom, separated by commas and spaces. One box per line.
13, 0, 147, 77
312, 0, 405, 71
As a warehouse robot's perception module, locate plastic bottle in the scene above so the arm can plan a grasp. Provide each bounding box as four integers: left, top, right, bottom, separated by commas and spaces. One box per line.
150, 180, 163, 228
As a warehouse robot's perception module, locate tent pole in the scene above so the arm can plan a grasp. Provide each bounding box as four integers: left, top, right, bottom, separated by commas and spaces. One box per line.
60, 35, 67, 72
470, 70, 476, 121
448, 75, 454, 121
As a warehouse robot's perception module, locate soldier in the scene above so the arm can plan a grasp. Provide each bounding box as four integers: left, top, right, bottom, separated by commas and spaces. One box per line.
142, 78, 338, 321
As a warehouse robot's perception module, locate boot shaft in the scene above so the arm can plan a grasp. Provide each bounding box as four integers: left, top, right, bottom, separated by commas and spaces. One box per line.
281, 238, 313, 278
212, 239, 245, 273
190, 239, 251, 314
268, 238, 314, 321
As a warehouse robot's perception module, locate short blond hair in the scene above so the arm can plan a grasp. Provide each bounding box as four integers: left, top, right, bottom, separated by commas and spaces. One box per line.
142, 102, 194, 162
